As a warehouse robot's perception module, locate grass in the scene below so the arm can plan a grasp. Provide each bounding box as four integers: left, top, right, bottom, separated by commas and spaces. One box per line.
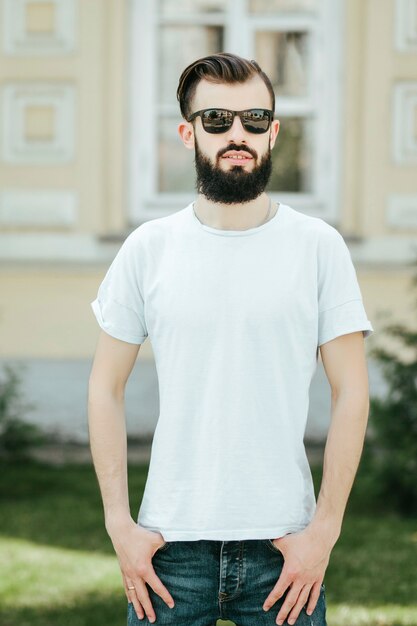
0, 459, 416, 626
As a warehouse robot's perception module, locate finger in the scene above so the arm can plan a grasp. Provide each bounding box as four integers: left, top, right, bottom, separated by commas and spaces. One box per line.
124, 576, 146, 620
145, 567, 175, 608
133, 577, 157, 623
123, 575, 136, 604
286, 584, 313, 624
305, 581, 322, 616
263, 570, 292, 610
127, 587, 146, 621
274, 583, 304, 625
122, 574, 130, 602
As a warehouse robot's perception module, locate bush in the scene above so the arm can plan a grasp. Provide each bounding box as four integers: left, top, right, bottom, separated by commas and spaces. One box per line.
0, 362, 45, 459
365, 257, 417, 516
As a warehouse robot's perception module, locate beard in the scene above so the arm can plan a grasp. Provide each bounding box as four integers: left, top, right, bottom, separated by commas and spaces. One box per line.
193, 136, 273, 205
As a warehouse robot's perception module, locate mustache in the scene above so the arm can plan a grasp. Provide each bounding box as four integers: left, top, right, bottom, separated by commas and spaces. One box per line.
219, 145, 257, 159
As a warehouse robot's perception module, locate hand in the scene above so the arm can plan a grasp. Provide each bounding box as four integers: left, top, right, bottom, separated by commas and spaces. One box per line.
107, 518, 175, 623
262, 525, 332, 625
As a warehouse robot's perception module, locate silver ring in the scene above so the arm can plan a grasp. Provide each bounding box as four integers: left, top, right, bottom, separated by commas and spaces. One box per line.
127, 586, 135, 590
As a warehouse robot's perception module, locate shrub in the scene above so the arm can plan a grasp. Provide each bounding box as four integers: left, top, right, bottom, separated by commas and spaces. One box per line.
0, 362, 45, 459
365, 257, 417, 516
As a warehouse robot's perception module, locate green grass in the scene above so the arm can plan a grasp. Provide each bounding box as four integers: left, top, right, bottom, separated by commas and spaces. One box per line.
0, 460, 416, 626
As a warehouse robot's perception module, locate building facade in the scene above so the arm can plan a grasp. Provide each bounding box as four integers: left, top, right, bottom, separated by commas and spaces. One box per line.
0, 0, 416, 440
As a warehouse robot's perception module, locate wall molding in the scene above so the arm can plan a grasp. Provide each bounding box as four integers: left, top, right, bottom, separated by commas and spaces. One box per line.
392, 81, 417, 164
2, 0, 77, 56
394, 0, 417, 52
0, 233, 416, 267
386, 193, 417, 228
0, 189, 78, 227
1, 81, 76, 163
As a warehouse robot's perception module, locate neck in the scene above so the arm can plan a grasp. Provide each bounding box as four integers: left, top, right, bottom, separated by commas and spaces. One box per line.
193, 194, 275, 230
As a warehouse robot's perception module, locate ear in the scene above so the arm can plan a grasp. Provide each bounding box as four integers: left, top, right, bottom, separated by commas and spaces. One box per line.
178, 121, 195, 151
270, 119, 280, 150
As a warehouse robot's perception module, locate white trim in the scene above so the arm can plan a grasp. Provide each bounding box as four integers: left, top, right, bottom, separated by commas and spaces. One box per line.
2, 0, 77, 56
225, 0, 249, 53
0, 189, 77, 226
1, 81, 76, 163
392, 81, 417, 164
350, 236, 417, 267
245, 13, 317, 30
386, 193, 417, 228
135, 192, 327, 221
128, 0, 157, 225
0, 233, 121, 264
394, 0, 417, 52
0, 233, 416, 267
158, 13, 227, 26
129, 0, 344, 225
320, 0, 344, 225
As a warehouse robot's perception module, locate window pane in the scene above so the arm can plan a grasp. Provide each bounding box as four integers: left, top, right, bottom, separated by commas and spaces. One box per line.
249, 0, 319, 11
158, 117, 195, 192
158, 117, 314, 194
267, 117, 313, 192
255, 31, 309, 97
159, 0, 225, 15
159, 25, 224, 106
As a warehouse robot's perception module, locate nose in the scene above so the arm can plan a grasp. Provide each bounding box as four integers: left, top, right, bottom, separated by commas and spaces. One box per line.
225, 113, 248, 142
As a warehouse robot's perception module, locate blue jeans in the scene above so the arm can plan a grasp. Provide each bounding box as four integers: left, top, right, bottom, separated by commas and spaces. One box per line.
127, 538, 327, 625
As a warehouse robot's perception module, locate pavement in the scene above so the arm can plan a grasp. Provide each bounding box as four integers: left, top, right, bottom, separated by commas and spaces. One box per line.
28, 440, 326, 467
0, 353, 387, 446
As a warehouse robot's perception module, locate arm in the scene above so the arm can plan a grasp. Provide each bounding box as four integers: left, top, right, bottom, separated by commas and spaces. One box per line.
88, 330, 175, 621
88, 329, 139, 530
310, 329, 370, 543
263, 330, 370, 624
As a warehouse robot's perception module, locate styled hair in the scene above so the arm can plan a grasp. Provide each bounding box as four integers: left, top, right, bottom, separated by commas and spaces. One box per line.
176, 51, 275, 121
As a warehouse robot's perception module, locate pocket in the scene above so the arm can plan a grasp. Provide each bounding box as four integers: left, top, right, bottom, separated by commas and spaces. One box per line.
264, 538, 284, 555
156, 540, 171, 552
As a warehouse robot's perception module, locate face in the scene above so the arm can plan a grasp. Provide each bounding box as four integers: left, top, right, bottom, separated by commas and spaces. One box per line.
178, 76, 280, 204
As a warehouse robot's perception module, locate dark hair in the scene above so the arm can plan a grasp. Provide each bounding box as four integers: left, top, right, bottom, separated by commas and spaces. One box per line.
176, 51, 275, 121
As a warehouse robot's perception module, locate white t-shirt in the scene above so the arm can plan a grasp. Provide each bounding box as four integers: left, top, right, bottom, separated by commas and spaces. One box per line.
91, 201, 374, 542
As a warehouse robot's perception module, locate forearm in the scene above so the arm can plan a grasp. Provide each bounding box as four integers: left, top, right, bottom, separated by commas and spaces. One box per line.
310, 388, 370, 544
87, 386, 131, 531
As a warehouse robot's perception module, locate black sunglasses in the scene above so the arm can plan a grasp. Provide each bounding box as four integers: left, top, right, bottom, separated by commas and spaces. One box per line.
186, 108, 274, 134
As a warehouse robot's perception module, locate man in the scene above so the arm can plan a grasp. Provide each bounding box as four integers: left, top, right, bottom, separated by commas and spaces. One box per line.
88, 52, 374, 626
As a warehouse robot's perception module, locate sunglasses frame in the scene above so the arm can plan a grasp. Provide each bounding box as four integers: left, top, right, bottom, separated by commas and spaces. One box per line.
186, 108, 275, 134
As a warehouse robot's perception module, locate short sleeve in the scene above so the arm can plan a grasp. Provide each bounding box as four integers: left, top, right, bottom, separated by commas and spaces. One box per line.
317, 226, 374, 347
90, 233, 148, 344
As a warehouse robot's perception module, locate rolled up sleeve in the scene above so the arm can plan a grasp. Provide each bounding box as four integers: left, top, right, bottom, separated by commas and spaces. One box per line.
90, 232, 148, 345
317, 226, 374, 347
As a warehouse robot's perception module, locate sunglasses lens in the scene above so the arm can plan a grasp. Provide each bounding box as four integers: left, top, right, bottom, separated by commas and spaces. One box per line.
241, 109, 271, 133
201, 109, 233, 133
200, 109, 271, 133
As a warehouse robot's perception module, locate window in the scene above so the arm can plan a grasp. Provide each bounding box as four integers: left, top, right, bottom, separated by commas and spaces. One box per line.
129, 0, 344, 224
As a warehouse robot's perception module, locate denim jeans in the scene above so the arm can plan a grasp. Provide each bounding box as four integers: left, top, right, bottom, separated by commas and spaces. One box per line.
127, 538, 327, 626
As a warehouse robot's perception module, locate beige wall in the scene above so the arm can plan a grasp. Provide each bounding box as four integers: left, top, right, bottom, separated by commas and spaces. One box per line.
0, 0, 416, 361
0, 0, 128, 235
0, 0, 142, 358
1, 268, 415, 360
344, 0, 417, 238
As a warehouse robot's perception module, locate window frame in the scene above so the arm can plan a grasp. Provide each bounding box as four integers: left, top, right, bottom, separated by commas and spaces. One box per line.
128, 0, 345, 226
